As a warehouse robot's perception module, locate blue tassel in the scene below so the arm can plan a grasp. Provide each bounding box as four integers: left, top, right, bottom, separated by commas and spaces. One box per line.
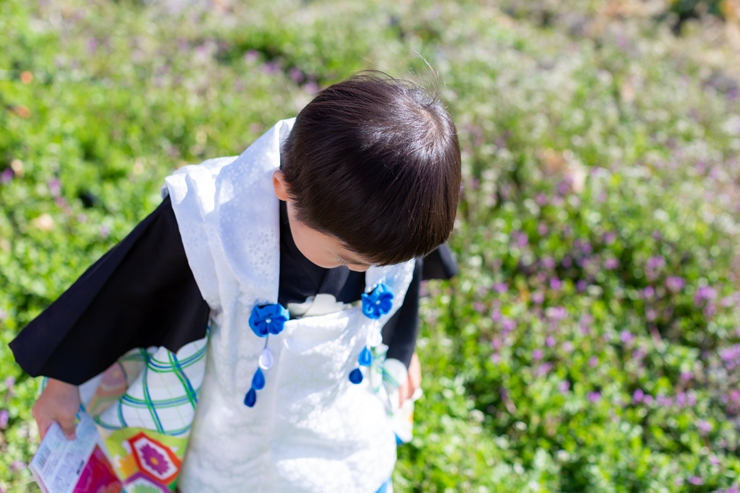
252, 367, 266, 390
244, 388, 257, 407
349, 368, 364, 384
358, 346, 372, 367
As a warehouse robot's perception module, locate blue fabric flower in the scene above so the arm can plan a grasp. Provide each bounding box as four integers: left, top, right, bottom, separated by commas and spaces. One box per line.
249, 303, 289, 337
361, 283, 394, 320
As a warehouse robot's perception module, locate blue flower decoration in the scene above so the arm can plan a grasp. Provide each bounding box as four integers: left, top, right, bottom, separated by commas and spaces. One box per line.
249, 303, 289, 337
361, 283, 394, 320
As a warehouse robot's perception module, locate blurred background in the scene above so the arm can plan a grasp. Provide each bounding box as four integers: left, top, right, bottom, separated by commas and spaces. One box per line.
2, 0, 740, 491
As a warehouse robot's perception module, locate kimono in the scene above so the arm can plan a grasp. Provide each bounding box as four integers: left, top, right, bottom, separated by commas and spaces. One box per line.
10, 119, 457, 493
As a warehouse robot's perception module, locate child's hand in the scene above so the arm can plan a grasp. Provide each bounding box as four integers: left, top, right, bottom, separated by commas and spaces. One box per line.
398, 353, 421, 408
32, 378, 80, 441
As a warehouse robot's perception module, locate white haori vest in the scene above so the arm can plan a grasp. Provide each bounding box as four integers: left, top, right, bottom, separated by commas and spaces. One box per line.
165, 119, 415, 493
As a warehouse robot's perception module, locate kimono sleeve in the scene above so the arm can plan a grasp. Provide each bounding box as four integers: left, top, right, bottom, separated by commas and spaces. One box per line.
9, 196, 210, 386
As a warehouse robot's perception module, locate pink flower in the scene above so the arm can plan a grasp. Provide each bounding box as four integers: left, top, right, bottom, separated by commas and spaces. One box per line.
633, 389, 644, 403
620, 331, 634, 344
665, 276, 685, 293
589, 356, 598, 367
492, 282, 507, 293
501, 318, 516, 333
697, 420, 713, 434
688, 476, 703, 485
559, 381, 570, 393
604, 258, 619, 270
532, 349, 544, 361
587, 391, 601, 403
140, 443, 169, 475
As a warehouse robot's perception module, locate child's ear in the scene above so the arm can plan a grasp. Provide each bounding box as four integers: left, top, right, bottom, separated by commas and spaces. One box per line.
272, 170, 291, 201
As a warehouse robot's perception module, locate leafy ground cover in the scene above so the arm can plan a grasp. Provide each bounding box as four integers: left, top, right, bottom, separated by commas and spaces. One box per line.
2, 0, 740, 491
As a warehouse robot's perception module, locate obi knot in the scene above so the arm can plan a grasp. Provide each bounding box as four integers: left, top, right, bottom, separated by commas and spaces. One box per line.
361, 283, 394, 320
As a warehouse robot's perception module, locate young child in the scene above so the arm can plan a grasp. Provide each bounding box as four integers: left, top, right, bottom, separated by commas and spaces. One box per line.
10, 72, 461, 492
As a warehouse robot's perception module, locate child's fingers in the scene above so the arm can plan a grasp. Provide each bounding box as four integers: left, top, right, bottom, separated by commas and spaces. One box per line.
34, 413, 53, 441
58, 417, 77, 441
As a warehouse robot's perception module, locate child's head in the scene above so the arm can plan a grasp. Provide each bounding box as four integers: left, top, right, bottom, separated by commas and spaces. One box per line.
276, 72, 461, 267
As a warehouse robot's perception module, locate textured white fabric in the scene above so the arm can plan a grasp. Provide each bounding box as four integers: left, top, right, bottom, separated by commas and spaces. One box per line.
165, 120, 415, 493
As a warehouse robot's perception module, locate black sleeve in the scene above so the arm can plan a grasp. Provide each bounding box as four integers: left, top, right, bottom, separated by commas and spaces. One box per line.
9, 196, 210, 385
381, 243, 457, 369
381, 259, 422, 369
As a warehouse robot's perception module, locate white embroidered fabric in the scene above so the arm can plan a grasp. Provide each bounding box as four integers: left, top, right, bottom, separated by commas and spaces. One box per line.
165, 120, 416, 493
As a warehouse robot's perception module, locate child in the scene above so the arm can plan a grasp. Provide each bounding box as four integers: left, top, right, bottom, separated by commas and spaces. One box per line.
11, 72, 461, 492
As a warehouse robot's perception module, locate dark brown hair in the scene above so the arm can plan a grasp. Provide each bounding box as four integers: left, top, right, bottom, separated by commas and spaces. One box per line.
281, 72, 461, 265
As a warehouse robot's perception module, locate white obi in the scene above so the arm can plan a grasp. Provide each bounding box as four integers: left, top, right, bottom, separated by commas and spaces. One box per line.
165, 119, 415, 493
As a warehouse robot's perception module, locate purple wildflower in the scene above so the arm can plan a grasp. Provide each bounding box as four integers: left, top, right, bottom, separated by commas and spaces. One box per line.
645, 256, 666, 281
559, 381, 570, 393
0, 409, 8, 429
688, 391, 697, 406
562, 341, 574, 353
676, 392, 687, 407
537, 223, 548, 236
303, 81, 319, 95
542, 257, 556, 270
665, 276, 685, 293
4, 377, 14, 389
536, 363, 553, 376
99, 225, 110, 239
536, 193, 548, 206
561, 256, 572, 268
501, 318, 516, 333
243, 50, 259, 63
642, 286, 655, 299
633, 389, 644, 403
531, 291, 545, 304
549, 277, 562, 290
643, 394, 654, 405
587, 391, 601, 403
1, 168, 13, 183
491, 309, 501, 321
697, 420, 713, 434
688, 477, 703, 486
620, 331, 634, 344
532, 349, 544, 361
288, 67, 304, 84
473, 302, 485, 313
492, 282, 507, 293
546, 306, 567, 320
576, 280, 587, 292
262, 61, 280, 75
604, 258, 619, 270
589, 356, 598, 367
680, 371, 692, 381
603, 232, 616, 244
656, 395, 673, 407
694, 286, 717, 306
87, 37, 98, 54
546, 336, 556, 347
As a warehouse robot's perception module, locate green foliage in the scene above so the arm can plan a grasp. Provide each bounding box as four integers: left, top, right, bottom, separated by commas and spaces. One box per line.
2, 1, 740, 492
